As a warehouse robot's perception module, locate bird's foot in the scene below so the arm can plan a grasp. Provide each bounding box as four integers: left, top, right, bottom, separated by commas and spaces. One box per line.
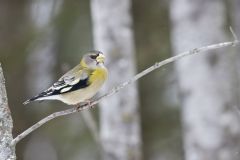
76, 103, 81, 110
84, 99, 92, 106
76, 100, 93, 111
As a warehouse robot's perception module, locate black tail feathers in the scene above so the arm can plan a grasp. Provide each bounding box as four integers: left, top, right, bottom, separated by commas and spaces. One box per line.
23, 95, 42, 105
23, 88, 54, 105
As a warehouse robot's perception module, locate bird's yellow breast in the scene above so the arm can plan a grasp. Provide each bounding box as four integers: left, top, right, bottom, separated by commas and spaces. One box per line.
59, 67, 107, 105
89, 67, 108, 84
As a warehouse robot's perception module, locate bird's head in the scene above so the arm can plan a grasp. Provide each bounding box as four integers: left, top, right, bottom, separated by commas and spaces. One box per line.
81, 50, 105, 68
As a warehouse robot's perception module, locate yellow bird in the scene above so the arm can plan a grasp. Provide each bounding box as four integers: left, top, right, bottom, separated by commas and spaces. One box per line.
23, 51, 108, 105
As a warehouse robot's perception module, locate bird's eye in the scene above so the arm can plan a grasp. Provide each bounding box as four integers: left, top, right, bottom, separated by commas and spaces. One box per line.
90, 54, 98, 59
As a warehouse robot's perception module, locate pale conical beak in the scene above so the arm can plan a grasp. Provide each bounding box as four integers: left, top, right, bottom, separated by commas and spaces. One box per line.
96, 53, 105, 64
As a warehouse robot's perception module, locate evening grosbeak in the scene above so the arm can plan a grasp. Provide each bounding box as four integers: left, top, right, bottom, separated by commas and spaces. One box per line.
23, 51, 108, 105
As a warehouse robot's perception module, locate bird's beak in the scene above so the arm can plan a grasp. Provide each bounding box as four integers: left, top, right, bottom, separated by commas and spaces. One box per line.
96, 53, 105, 64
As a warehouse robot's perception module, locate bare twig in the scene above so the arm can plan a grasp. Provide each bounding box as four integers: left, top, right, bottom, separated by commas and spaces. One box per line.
230, 26, 239, 42
11, 38, 239, 146
80, 110, 104, 156
80, 110, 100, 145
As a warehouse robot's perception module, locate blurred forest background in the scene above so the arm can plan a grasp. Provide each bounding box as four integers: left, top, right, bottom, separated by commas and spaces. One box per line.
0, 0, 240, 160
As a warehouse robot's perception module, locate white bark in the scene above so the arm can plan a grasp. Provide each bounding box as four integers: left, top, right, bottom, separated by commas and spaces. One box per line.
170, 0, 240, 160
26, 29, 57, 97
91, 0, 142, 159
25, 0, 62, 159
0, 64, 16, 160
26, 0, 63, 99
232, 0, 240, 96
232, 0, 240, 35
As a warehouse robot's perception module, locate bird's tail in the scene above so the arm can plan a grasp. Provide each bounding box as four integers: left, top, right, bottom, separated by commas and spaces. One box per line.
23, 95, 42, 105
23, 88, 58, 105
23, 86, 59, 105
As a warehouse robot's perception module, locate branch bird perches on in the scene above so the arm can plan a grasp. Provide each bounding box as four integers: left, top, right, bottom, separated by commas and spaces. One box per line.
11, 28, 240, 146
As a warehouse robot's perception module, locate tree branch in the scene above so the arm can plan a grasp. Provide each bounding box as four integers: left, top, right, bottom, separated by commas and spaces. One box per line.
0, 64, 16, 159
11, 38, 239, 146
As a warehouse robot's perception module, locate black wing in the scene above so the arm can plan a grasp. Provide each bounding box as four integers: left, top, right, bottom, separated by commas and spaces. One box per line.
23, 69, 92, 105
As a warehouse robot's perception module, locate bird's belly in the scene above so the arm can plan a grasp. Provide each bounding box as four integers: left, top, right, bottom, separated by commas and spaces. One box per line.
59, 79, 105, 105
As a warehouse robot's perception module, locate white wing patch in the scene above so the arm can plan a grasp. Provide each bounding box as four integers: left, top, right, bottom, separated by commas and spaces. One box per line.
60, 86, 73, 93
52, 76, 75, 90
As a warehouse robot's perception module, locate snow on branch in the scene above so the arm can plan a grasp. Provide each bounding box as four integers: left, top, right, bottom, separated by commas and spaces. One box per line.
11, 32, 239, 146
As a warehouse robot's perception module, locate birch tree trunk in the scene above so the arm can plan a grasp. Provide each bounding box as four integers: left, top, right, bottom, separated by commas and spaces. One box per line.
24, 1, 62, 159
170, 0, 240, 160
232, 0, 240, 34
91, 0, 142, 159
0, 64, 15, 160
231, 0, 240, 101
26, 0, 63, 99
